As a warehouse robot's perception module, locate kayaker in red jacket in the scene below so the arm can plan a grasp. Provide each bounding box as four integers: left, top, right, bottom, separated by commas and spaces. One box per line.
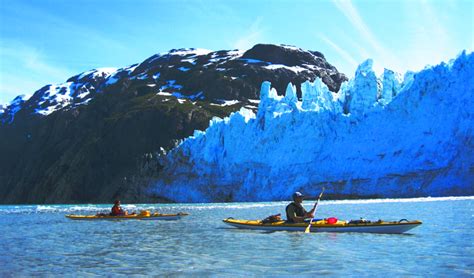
111, 200, 127, 216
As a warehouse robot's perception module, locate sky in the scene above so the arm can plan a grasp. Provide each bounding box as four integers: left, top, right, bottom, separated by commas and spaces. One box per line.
0, 0, 473, 105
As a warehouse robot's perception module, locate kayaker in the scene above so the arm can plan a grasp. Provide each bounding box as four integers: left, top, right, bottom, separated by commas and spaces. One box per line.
110, 200, 127, 216
286, 192, 315, 223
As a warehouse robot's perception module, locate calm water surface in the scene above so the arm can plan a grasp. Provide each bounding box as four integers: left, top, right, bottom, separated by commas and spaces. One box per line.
1, 197, 473, 276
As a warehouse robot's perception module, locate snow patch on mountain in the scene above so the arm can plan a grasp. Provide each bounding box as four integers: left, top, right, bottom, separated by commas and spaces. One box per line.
160, 80, 183, 91
2, 95, 29, 123
171, 91, 205, 101
168, 48, 212, 57
1, 65, 126, 121
35, 83, 74, 115
153, 72, 161, 79
77, 67, 117, 80
264, 64, 309, 73
106, 75, 120, 85
210, 100, 240, 106
151, 51, 474, 202
124, 64, 139, 75
0, 44, 346, 125
280, 45, 301, 51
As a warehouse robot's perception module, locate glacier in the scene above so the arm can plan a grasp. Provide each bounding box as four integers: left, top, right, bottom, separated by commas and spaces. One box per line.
150, 52, 474, 202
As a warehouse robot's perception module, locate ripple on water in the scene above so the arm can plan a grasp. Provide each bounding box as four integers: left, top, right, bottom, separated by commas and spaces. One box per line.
0, 197, 473, 276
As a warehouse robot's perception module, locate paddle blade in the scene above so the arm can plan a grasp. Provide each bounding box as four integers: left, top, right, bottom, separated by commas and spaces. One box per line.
305, 224, 311, 233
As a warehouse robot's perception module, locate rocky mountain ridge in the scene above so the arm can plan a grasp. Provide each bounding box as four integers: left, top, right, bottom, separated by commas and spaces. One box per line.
0, 44, 347, 204
1, 44, 345, 124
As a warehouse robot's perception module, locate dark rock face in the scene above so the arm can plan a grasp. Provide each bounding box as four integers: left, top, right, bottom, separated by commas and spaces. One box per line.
0, 44, 347, 204
241, 44, 346, 92
242, 44, 327, 67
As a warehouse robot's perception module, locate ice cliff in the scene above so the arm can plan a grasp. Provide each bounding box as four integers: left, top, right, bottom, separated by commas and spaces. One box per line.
151, 52, 474, 202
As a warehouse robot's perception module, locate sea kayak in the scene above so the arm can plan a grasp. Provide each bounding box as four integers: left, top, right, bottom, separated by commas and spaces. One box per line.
66, 212, 188, 221
223, 218, 422, 234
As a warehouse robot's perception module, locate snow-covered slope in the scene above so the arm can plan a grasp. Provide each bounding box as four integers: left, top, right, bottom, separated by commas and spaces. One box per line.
0, 44, 346, 125
151, 51, 474, 202
0, 68, 118, 123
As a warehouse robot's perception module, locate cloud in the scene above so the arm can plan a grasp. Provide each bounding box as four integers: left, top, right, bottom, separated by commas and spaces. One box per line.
331, 0, 401, 72
319, 34, 359, 68
0, 73, 37, 105
332, 0, 384, 54
233, 17, 264, 50
399, 0, 454, 71
1, 43, 74, 80
0, 2, 130, 104
1, 2, 128, 56
0, 42, 75, 104
185, 0, 238, 22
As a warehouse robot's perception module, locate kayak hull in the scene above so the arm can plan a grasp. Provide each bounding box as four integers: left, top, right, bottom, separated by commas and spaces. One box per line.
223, 218, 422, 234
66, 213, 188, 221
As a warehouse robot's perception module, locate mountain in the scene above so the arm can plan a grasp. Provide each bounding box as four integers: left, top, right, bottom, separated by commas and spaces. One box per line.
149, 51, 474, 202
0, 44, 347, 204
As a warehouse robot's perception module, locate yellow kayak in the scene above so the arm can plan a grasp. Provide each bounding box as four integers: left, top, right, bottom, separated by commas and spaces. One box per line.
66, 212, 188, 221
223, 218, 422, 234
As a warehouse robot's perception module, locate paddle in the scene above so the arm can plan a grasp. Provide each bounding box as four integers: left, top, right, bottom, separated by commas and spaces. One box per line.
304, 187, 325, 233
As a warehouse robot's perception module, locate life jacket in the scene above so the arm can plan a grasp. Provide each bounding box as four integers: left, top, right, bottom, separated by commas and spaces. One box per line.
111, 205, 124, 216
286, 202, 306, 222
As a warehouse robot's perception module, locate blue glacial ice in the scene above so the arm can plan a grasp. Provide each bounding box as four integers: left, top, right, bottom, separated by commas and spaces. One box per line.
151, 52, 474, 202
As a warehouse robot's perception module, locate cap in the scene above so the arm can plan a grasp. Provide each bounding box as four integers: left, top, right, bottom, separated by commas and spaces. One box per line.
292, 192, 304, 200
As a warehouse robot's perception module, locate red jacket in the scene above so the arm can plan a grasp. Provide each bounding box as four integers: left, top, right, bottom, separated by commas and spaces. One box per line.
111, 205, 124, 216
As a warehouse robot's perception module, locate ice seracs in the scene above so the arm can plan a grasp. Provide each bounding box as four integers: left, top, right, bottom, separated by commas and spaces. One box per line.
344, 59, 379, 115
151, 51, 474, 202
282, 83, 298, 111
380, 69, 402, 104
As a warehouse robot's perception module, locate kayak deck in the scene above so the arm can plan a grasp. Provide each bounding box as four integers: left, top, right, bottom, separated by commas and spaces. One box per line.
223, 218, 422, 234
66, 212, 188, 221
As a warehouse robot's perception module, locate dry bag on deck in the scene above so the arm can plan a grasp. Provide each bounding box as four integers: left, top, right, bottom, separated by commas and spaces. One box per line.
262, 213, 282, 223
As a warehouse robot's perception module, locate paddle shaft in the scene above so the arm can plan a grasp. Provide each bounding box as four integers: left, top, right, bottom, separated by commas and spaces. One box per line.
305, 188, 325, 233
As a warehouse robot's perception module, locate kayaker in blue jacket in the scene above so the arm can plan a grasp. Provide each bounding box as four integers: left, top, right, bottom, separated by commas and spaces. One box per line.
286, 192, 315, 223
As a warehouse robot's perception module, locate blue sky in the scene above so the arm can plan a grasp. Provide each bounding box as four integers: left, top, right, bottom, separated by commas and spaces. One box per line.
0, 0, 472, 104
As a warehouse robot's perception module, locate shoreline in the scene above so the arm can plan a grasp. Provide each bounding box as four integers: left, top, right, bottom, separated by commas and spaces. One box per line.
1, 195, 473, 206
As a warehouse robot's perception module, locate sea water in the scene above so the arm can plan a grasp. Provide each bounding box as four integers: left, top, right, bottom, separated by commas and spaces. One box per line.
0, 197, 473, 276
